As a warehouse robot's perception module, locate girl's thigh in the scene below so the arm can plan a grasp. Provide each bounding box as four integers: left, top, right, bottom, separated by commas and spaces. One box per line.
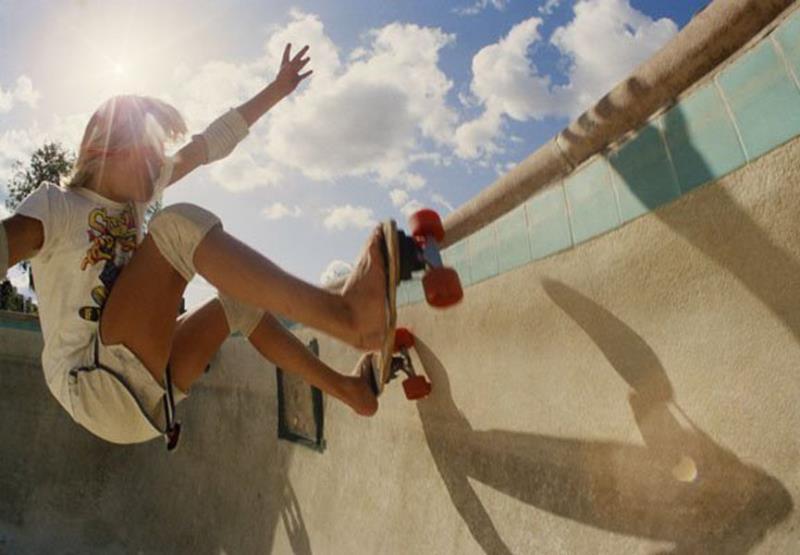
99, 234, 187, 385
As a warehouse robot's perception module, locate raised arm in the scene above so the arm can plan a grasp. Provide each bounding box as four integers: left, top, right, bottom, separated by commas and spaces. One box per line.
169, 43, 312, 185
1, 215, 44, 275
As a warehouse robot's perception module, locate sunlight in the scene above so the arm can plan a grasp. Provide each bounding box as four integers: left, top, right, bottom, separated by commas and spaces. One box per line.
32, 2, 232, 114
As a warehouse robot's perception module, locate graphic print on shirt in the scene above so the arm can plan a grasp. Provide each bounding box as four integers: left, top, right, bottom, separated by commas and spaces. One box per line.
78, 205, 138, 322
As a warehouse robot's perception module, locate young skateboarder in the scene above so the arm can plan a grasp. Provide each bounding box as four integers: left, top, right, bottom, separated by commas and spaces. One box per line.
0, 43, 381, 449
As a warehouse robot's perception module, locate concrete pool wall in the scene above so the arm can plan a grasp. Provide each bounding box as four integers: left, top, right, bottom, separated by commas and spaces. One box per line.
1, 1, 799, 553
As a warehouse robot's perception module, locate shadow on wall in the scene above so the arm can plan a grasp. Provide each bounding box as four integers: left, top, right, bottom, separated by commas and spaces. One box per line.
0, 352, 312, 555
564, 75, 800, 348
625, 85, 800, 348
413, 281, 792, 554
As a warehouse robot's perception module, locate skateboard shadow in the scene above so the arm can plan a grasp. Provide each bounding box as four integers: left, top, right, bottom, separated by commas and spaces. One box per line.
413, 282, 792, 554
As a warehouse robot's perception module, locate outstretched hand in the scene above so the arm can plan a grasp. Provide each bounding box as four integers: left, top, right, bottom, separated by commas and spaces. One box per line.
273, 43, 312, 97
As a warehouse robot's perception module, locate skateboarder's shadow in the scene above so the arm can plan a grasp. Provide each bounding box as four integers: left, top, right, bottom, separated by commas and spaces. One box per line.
280, 481, 312, 555
413, 281, 792, 555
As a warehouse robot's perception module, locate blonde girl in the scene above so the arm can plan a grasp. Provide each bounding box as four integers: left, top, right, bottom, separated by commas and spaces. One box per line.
0, 44, 384, 449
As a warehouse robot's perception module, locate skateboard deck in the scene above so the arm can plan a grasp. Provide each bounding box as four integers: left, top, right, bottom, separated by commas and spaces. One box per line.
373, 220, 399, 396
366, 210, 463, 399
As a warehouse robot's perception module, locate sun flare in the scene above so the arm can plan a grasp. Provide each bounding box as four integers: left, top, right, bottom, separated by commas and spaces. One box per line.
34, 2, 228, 114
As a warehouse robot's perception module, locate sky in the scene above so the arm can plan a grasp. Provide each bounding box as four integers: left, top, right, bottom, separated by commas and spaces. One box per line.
0, 0, 709, 308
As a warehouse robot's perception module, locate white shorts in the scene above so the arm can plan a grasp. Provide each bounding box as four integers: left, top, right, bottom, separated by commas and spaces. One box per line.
67, 331, 188, 445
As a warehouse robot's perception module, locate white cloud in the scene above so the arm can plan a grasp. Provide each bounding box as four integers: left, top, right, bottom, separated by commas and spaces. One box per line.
208, 136, 284, 192
455, 107, 505, 160
262, 202, 302, 220
455, 0, 678, 160
551, 0, 677, 114
319, 259, 352, 285
455, 18, 552, 159
431, 193, 455, 212
0, 75, 41, 113
390, 188, 410, 207
391, 171, 426, 191
539, 0, 565, 15
0, 114, 86, 187
0, 128, 39, 186
400, 199, 425, 218
158, 11, 456, 192
454, 0, 509, 16
265, 15, 457, 184
323, 204, 376, 231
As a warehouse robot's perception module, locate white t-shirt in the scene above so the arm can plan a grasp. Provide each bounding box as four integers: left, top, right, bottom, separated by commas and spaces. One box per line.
13, 158, 174, 416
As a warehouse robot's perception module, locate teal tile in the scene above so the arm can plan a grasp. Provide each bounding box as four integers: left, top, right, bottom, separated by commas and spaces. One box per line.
442, 241, 472, 287
609, 124, 680, 221
0, 318, 41, 332
775, 11, 800, 83
468, 224, 499, 283
495, 205, 531, 272
717, 40, 800, 160
526, 184, 572, 259
563, 159, 620, 244
662, 85, 747, 192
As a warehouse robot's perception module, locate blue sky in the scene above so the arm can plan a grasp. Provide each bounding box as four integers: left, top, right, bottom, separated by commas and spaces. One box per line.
0, 0, 708, 307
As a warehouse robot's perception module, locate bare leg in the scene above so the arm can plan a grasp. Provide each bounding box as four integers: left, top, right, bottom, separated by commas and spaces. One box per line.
99, 235, 189, 377
246, 311, 377, 416
101, 208, 384, 401
168, 298, 230, 392
194, 225, 387, 351
168, 297, 377, 415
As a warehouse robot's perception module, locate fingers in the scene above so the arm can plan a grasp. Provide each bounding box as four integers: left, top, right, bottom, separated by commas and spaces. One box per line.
291, 45, 310, 64
282, 43, 291, 65
298, 70, 313, 82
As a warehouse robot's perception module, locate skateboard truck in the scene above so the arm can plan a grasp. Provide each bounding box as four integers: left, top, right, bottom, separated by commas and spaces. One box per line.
390, 328, 431, 400
400, 209, 463, 308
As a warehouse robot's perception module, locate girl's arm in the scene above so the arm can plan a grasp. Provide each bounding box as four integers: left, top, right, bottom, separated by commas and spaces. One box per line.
168, 43, 312, 186
1, 215, 44, 270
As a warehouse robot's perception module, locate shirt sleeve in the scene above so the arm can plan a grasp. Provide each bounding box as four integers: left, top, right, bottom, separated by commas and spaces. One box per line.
13, 182, 69, 259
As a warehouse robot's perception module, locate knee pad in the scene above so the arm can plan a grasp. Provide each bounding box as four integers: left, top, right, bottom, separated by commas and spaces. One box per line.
148, 203, 221, 282
218, 292, 265, 338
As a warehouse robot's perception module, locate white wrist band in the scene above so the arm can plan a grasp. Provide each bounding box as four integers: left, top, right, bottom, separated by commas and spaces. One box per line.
196, 108, 250, 163
0, 222, 9, 279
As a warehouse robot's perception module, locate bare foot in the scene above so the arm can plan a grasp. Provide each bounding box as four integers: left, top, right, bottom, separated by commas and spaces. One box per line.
343, 353, 379, 416
341, 226, 388, 351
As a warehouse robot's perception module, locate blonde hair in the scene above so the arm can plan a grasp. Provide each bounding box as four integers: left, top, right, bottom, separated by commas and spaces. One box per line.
65, 95, 187, 189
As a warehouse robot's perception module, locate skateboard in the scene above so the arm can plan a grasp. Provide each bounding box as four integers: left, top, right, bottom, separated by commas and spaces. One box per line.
369, 209, 462, 400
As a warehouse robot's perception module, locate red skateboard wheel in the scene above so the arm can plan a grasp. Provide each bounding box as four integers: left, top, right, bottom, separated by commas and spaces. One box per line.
423, 267, 463, 308
409, 209, 445, 243
394, 327, 415, 352
403, 375, 432, 400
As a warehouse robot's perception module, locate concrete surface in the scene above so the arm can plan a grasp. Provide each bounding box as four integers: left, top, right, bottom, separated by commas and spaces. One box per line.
1, 2, 799, 551
1, 134, 799, 554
